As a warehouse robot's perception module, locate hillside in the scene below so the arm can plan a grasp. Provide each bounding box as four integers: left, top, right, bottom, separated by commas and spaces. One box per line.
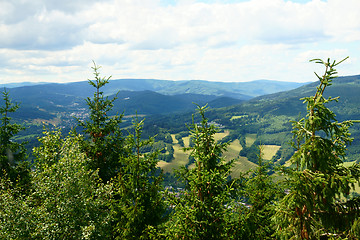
2, 78, 307, 99
1, 77, 307, 121
146, 74, 360, 164
83, 78, 307, 99
3, 74, 360, 172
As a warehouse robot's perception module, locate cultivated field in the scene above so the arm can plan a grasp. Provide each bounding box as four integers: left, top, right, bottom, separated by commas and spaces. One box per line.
159, 132, 280, 178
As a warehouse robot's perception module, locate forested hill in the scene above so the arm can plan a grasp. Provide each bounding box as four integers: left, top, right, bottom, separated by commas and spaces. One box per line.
0, 78, 307, 120
3, 74, 360, 164
244, 74, 360, 119
147, 74, 360, 129
2, 78, 307, 99
145, 74, 360, 163
98, 78, 307, 99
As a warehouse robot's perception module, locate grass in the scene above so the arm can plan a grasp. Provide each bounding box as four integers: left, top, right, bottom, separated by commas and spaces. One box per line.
230, 115, 248, 121
32, 118, 61, 126
159, 131, 281, 177
246, 134, 257, 147
158, 143, 189, 173
183, 136, 190, 148
261, 145, 281, 160
214, 130, 229, 141
231, 157, 258, 178
224, 139, 243, 161
170, 134, 178, 144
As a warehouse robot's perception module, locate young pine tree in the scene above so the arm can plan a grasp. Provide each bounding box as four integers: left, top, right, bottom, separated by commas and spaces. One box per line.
274, 57, 360, 239
242, 147, 283, 239
0, 89, 30, 189
166, 105, 236, 239
112, 117, 166, 240
78, 62, 124, 182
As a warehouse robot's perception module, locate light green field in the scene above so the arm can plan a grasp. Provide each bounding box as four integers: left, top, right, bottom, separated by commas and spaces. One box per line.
224, 139, 243, 161
170, 134, 177, 144
158, 144, 189, 173
246, 134, 257, 147
261, 145, 281, 160
183, 136, 190, 148
230, 115, 248, 121
187, 138, 243, 171
159, 131, 280, 177
214, 130, 229, 141
231, 157, 258, 178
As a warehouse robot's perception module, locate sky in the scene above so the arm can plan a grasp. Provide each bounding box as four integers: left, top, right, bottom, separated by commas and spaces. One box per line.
0, 0, 359, 84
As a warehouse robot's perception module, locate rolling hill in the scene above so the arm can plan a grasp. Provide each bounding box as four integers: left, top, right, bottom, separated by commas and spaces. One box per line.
145, 74, 360, 164
1, 78, 307, 121
3, 75, 360, 174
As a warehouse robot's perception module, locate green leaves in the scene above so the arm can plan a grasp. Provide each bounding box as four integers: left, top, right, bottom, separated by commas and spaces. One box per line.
0, 130, 113, 239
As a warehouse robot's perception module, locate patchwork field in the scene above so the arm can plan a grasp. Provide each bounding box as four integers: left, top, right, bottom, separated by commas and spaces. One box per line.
261, 145, 281, 160
160, 132, 281, 178
245, 134, 257, 147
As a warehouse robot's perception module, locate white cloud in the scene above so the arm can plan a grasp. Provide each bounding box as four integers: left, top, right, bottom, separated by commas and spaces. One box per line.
0, 0, 359, 84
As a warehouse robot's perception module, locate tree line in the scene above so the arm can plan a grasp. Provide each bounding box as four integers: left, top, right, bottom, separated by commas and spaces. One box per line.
1, 58, 360, 239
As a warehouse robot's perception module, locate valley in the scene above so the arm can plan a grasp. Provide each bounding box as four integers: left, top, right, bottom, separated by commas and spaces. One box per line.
3, 75, 360, 176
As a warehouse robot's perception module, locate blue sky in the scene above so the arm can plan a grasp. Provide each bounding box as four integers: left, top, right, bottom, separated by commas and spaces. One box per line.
0, 0, 359, 83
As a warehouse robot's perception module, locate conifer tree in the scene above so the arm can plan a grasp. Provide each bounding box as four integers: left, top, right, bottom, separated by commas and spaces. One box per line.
0, 89, 30, 189
166, 105, 236, 239
274, 57, 360, 239
112, 117, 166, 239
78, 62, 124, 182
242, 147, 283, 239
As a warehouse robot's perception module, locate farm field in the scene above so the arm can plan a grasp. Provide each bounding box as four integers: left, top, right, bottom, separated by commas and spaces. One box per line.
159, 132, 280, 177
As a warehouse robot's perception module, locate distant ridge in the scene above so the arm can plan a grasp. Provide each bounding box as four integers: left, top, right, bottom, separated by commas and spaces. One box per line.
1, 78, 308, 100
0, 82, 50, 88
0, 77, 310, 120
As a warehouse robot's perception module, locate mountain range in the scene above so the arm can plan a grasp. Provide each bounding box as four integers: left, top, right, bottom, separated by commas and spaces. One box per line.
2, 78, 308, 119
2, 74, 360, 165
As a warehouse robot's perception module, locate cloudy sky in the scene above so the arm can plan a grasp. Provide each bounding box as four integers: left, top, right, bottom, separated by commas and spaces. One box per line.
0, 0, 359, 84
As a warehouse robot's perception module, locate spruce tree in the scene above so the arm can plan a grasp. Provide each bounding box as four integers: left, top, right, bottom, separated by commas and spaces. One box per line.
242, 147, 283, 239
78, 62, 124, 182
0, 89, 30, 189
274, 57, 360, 239
166, 105, 236, 239
112, 117, 166, 239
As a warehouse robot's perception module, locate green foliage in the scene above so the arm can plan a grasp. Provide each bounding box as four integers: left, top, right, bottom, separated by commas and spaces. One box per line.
274, 57, 360, 239
3, 59, 360, 239
0, 89, 30, 190
165, 105, 240, 239
112, 117, 166, 239
240, 143, 260, 164
78, 62, 124, 182
0, 129, 113, 239
0, 178, 35, 239
241, 148, 283, 239
174, 133, 185, 147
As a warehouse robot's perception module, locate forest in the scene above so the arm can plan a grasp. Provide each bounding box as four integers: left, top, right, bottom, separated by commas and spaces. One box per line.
1, 58, 360, 239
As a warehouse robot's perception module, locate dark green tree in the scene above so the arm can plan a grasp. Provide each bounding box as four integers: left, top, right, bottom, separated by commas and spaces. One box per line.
242, 147, 283, 239
166, 105, 237, 239
112, 117, 166, 239
175, 134, 185, 147
274, 57, 360, 239
78, 62, 124, 182
0, 89, 30, 189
